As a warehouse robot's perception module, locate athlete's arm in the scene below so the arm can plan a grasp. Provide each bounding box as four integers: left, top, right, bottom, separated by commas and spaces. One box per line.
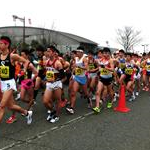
28, 63, 38, 80
10, 53, 30, 71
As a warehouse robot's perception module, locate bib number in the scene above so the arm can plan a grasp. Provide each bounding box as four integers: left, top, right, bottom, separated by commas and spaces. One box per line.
0, 66, 9, 78
146, 65, 150, 71
46, 71, 55, 82
75, 68, 83, 75
125, 68, 133, 75
89, 64, 95, 70
100, 68, 109, 75
119, 63, 125, 69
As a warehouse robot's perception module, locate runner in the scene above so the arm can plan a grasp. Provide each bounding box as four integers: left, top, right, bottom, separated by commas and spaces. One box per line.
33, 45, 46, 101
43, 46, 65, 123
93, 47, 114, 113
123, 53, 136, 101
0, 36, 33, 124
132, 53, 141, 96
141, 52, 150, 91
87, 51, 99, 101
66, 46, 92, 114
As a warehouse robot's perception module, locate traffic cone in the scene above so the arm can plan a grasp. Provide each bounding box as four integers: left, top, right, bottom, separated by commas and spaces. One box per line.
114, 84, 130, 113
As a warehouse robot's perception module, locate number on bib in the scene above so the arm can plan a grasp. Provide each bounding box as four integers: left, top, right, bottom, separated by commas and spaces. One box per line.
100, 68, 109, 75
125, 68, 133, 75
0, 66, 9, 78
46, 71, 55, 81
75, 68, 83, 75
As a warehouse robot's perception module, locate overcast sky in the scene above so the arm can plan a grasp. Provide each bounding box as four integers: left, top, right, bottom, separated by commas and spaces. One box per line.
0, 0, 150, 52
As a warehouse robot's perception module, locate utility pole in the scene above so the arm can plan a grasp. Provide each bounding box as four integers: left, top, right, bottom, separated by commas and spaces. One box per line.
12, 15, 25, 48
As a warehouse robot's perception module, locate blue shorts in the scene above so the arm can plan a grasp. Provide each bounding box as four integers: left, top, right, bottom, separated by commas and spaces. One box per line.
73, 75, 87, 85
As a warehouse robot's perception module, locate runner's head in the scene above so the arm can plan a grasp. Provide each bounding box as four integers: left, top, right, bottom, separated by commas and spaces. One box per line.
97, 49, 103, 58
103, 47, 111, 58
47, 45, 56, 57
36, 45, 44, 58
21, 49, 30, 59
0, 36, 11, 51
76, 46, 84, 58
126, 52, 132, 61
119, 49, 125, 58
88, 51, 94, 59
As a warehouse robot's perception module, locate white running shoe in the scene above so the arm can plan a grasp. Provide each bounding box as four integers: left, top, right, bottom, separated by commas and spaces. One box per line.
26, 111, 33, 125
50, 115, 59, 123
16, 93, 20, 101
135, 92, 139, 96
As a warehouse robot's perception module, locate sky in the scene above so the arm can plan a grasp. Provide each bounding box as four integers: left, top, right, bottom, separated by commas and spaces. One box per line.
0, 0, 150, 52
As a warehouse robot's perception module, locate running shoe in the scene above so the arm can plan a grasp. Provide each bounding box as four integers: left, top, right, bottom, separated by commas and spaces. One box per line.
46, 110, 56, 121
66, 107, 75, 114
87, 97, 93, 109
50, 115, 59, 123
6, 115, 17, 124
92, 95, 96, 100
107, 102, 113, 109
92, 107, 101, 113
26, 111, 33, 125
135, 92, 139, 96
15, 93, 20, 101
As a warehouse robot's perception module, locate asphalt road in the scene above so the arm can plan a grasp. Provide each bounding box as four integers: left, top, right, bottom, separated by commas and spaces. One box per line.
0, 89, 150, 150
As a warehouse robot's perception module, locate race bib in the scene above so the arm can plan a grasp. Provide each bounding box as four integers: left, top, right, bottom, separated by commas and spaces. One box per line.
46, 71, 55, 82
119, 63, 125, 69
125, 68, 133, 75
75, 67, 83, 75
0, 66, 9, 78
100, 68, 109, 75
89, 64, 95, 70
146, 65, 150, 71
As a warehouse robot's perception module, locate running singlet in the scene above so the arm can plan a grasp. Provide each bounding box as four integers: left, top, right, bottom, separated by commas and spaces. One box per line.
125, 63, 134, 75
99, 60, 112, 78
0, 54, 15, 80
75, 56, 85, 77
46, 59, 59, 82
118, 58, 126, 69
145, 59, 150, 72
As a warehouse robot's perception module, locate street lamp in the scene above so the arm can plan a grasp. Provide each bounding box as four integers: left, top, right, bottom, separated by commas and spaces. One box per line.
12, 15, 25, 47
142, 44, 149, 53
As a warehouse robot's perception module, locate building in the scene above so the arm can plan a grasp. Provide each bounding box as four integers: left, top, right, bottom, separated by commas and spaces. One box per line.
0, 26, 98, 53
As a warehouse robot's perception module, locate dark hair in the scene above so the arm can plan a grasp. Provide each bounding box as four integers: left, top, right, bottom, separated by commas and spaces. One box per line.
77, 46, 85, 51
21, 49, 30, 55
142, 52, 146, 56
47, 45, 57, 52
36, 45, 44, 52
55, 49, 60, 54
88, 50, 94, 55
119, 49, 125, 54
103, 47, 111, 53
0, 36, 11, 49
126, 52, 132, 57
133, 53, 138, 57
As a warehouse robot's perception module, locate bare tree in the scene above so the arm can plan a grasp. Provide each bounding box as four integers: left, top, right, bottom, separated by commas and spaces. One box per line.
116, 26, 142, 52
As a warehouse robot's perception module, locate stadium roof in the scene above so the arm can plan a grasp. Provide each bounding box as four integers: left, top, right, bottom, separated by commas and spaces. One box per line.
0, 26, 98, 45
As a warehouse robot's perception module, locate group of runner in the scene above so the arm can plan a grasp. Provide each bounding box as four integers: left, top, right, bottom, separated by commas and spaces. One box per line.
0, 35, 150, 125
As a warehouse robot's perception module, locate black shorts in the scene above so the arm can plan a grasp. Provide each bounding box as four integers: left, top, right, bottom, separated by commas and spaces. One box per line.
38, 70, 46, 80
99, 77, 113, 86
124, 75, 132, 84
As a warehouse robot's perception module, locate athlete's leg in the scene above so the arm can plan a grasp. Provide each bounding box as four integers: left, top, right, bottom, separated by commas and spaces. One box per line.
69, 81, 80, 108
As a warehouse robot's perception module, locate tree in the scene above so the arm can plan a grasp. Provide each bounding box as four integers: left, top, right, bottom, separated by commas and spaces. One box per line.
116, 26, 142, 52
30, 40, 40, 49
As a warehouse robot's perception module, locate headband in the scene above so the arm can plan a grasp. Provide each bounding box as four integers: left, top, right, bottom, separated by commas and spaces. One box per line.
76, 49, 83, 52
0, 39, 9, 45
